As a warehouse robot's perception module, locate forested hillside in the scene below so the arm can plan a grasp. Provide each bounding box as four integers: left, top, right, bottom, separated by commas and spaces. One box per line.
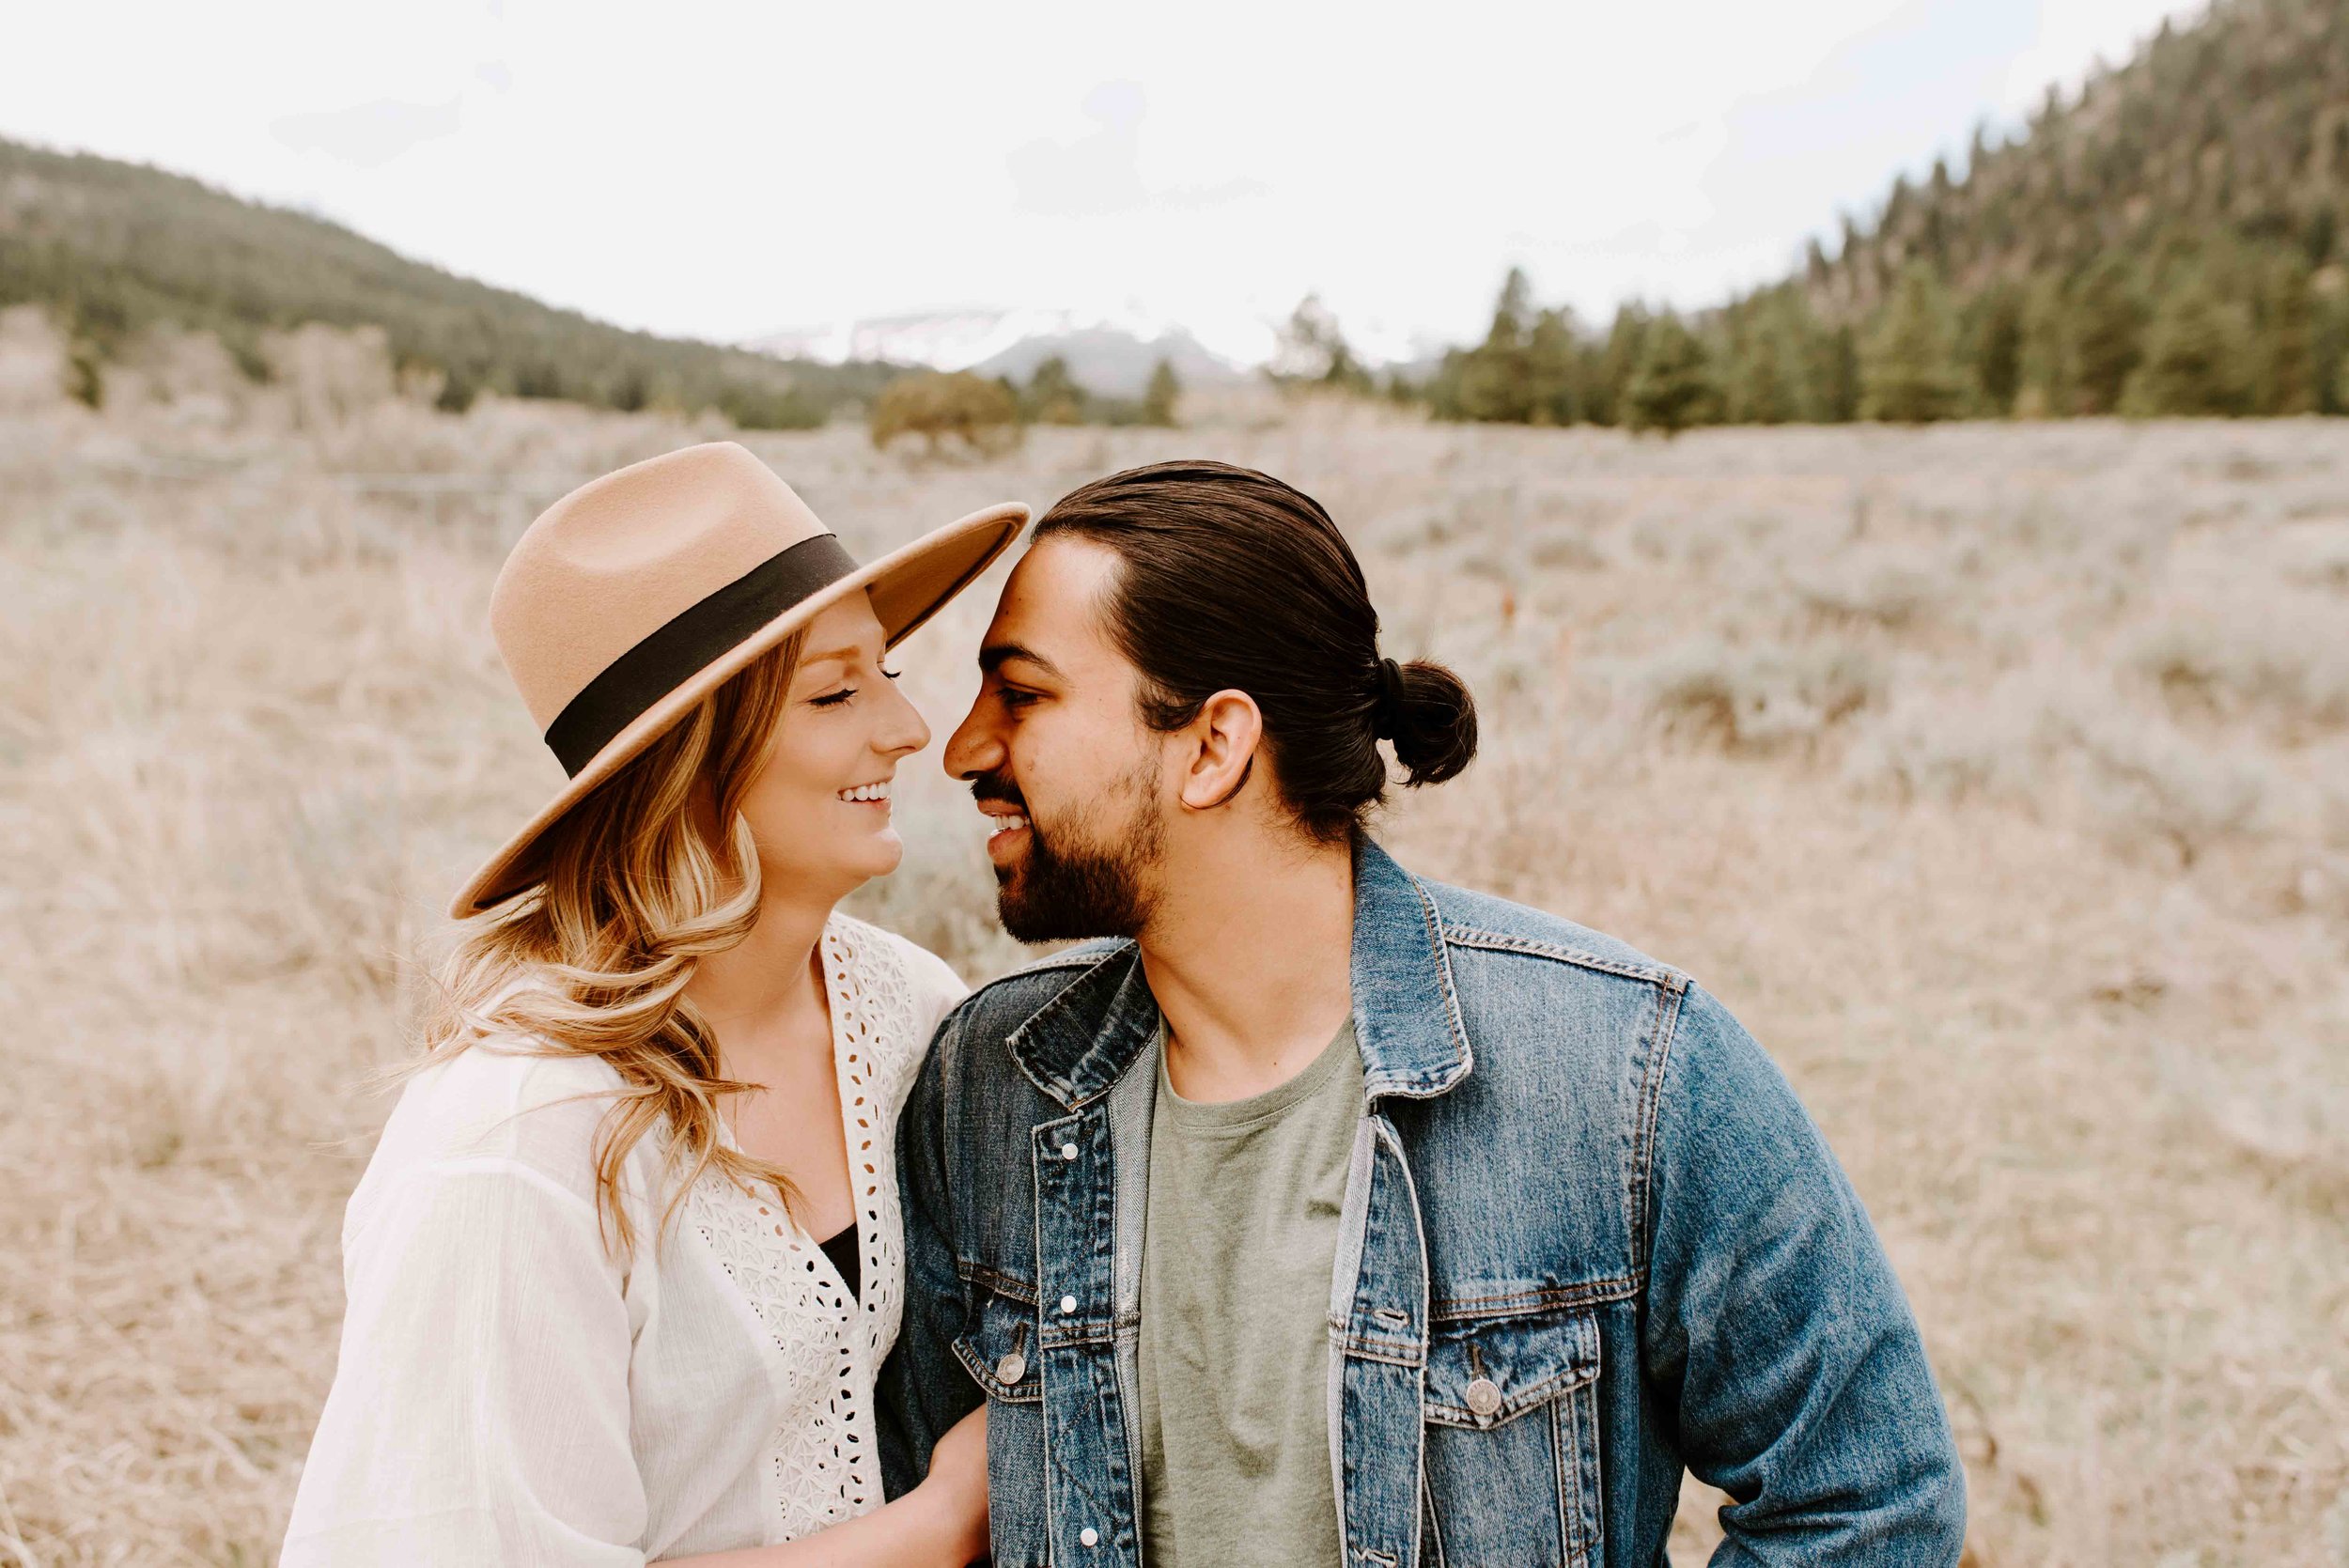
0, 136, 895, 425
1422, 0, 2349, 427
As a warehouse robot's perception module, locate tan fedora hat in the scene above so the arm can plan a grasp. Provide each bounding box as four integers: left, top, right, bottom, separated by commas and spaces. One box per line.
450, 441, 1025, 918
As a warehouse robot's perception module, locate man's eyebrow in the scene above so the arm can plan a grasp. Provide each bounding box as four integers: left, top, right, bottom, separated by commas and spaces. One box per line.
979, 642, 1063, 680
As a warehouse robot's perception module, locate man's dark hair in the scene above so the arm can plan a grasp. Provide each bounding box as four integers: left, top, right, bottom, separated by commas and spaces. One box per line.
1033, 459, 1476, 844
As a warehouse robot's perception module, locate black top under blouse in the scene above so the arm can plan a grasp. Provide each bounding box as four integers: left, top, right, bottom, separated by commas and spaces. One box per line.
818, 1223, 860, 1304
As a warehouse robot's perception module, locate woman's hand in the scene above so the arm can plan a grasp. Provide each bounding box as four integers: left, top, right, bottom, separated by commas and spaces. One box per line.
915, 1404, 989, 1564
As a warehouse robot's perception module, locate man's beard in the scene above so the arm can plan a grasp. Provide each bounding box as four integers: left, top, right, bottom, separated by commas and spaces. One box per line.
975, 762, 1163, 943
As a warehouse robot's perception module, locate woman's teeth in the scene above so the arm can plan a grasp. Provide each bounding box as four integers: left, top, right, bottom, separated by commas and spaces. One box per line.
989, 815, 1029, 837
837, 782, 891, 803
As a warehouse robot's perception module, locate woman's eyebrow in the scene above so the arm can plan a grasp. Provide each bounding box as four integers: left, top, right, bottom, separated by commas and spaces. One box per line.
800, 646, 864, 669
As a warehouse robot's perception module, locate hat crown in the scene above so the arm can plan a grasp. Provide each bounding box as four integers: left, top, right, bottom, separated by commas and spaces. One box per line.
490, 442, 832, 732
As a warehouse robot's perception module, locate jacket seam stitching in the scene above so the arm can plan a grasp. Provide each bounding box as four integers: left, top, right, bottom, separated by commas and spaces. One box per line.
1440, 926, 1689, 992
1627, 981, 1687, 1280
1430, 1278, 1638, 1317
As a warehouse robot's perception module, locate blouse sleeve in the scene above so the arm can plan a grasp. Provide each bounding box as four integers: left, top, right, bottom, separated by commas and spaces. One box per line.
280, 1158, 648, 1567
904, 943, 971, 1043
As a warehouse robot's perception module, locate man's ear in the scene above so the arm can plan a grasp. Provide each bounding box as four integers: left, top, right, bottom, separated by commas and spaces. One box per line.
1175, 690, 1264, 813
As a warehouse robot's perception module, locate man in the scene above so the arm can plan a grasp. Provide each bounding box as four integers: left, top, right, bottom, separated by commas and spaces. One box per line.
878, 459, 1965, 1566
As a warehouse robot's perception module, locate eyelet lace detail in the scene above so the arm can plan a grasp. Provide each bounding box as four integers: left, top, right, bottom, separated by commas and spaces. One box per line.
686, 915, 926, 1542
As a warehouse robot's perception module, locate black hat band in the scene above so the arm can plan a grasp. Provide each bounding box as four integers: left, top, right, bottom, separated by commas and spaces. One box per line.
542, 533, 858, 777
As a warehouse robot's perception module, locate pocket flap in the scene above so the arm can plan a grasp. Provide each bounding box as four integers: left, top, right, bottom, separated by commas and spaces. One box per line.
951, 1289, 1042, 1405
1423, 1306, 1601, 1429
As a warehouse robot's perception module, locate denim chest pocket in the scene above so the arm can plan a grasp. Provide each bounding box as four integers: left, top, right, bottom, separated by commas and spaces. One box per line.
1420, 1306, 1604, 1568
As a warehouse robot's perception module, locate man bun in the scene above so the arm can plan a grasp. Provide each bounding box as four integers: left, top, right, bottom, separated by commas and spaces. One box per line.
1384, 658, 1478, 787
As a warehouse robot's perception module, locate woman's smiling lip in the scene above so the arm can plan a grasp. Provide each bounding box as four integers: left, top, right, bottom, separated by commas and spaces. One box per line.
835, 779, 893, 804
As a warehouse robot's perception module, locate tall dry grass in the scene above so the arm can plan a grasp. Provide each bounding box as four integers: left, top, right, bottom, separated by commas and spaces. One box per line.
1, 316, 2344, 1564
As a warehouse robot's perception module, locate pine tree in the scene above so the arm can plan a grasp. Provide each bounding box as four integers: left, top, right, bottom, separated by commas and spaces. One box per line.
1965, 281, 2026, 415
1488, 267, 1535, 349
2015, 274, 2074, 415
1724, 307, 1791, 424
2122, 273, 2253, 415
1450, 270, 1539, 422
1143, 357, 1181, 427
1271, 294, 1370, 392
2315, 279, 2349, 415
1022, 356, 1087, 424
1589, 304, 1650, 427
1860, 265, 1970, 423
2253, 256, 2315, 414
1625, 312, 1715, 435
2068, 256, 2148, 413
1525, 308, 1582, 425
1812, 322, 1861, 422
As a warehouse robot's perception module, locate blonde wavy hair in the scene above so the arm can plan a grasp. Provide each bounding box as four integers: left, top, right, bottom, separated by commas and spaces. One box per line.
417, 630, 808, 1256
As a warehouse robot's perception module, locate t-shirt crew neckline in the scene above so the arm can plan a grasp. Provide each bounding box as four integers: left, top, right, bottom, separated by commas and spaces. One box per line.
1154, 1012, 1359, 1133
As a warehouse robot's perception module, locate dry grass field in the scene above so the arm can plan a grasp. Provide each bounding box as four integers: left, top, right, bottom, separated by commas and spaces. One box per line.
2, 316, 2345, 1565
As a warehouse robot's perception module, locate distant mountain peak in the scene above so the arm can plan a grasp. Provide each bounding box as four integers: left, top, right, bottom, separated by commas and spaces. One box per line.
745, 306, 1249, 398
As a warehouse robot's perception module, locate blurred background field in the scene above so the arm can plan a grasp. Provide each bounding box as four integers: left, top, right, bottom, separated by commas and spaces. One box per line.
0, 320, 2343, 1564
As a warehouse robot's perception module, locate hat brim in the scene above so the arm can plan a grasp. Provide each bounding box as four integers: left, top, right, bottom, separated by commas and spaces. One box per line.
448, 500, 1028, 918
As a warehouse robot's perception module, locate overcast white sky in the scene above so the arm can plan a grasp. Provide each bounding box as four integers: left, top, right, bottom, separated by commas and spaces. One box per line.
3, 0, 2200, 362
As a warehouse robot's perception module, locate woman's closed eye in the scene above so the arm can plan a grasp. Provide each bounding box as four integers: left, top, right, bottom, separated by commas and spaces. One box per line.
809, 669, 903, 708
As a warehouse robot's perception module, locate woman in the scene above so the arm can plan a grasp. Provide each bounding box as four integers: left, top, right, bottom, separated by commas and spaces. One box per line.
282, 442, 1025, 1566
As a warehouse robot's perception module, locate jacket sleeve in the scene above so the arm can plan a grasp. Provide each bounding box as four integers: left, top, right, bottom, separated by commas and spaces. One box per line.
877, 1009, 983, 1498
1640, 984, 1967, 1566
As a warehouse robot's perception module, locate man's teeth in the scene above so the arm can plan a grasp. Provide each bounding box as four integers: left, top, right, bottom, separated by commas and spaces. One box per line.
988, 815, 1029, 836
836, 783, 891, 803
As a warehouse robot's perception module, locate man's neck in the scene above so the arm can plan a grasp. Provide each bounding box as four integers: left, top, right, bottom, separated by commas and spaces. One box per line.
1138, 831, 1356, 1104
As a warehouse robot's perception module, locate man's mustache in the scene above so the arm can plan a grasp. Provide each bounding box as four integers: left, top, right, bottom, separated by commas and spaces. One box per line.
970, 770, 1026, 812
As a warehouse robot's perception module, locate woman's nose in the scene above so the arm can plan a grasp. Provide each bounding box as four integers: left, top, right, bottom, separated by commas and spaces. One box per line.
878, 678, 931, 757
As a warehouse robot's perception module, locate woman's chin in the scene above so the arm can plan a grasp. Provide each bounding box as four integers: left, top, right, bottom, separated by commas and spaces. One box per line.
757, 832, 903, 900
848, 829, 905, 882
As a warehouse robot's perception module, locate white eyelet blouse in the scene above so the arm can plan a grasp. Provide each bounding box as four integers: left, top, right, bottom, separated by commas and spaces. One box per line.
280, 914, 967, 1566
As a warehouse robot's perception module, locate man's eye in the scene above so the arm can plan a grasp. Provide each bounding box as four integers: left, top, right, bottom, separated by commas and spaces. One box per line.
999, 687, 1041, 709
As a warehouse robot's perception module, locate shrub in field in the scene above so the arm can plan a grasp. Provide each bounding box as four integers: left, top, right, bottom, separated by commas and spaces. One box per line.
1637, 638, 1884, 750
1788, 556, 1941, 629
868, 370, 1023, 456
2126, 593, 2349, 728
2059, 706, 2271, 866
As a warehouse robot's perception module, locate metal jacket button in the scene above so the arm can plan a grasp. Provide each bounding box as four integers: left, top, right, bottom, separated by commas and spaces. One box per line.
1080, 1527, 1099, 1546
1059, 1295, 1078, 1314
1465, 1376, 1503, 1419
1061, 1141, 1079, 1159
994, 1351, 1027, 1386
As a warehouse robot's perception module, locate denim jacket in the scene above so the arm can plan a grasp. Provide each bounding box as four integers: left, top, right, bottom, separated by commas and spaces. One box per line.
879, 839, 1965, 1567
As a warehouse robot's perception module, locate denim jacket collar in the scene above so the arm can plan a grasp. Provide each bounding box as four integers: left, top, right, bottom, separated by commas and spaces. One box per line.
1347, 835, 1475, 1099
1003, 836, 1473, 1110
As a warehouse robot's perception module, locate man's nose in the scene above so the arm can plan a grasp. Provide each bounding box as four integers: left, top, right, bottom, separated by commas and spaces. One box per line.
941, 696, 1003, 781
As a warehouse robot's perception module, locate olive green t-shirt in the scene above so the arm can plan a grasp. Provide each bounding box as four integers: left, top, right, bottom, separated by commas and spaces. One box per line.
1136, 1016, 1363, 1568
